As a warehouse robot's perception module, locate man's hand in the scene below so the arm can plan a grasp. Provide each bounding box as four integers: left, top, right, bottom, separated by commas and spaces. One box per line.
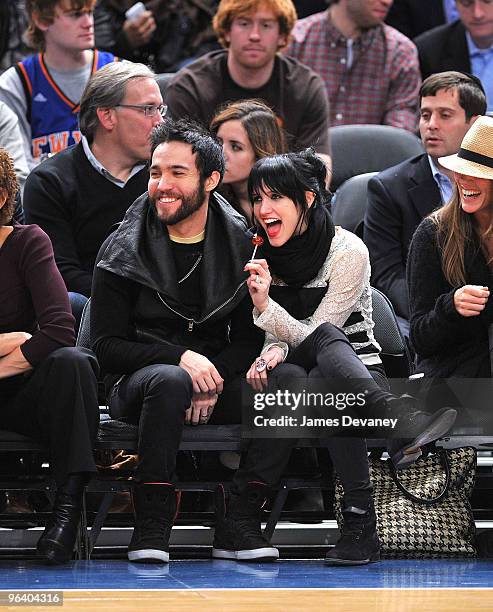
185, 392, 218, 425
453, 284, 490, 317
0, 332, 32, 357
179, 350, 224, 394
123, 11, 156, 48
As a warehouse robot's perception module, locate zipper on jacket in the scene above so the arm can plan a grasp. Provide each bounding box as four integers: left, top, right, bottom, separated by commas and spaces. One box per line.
156, 280, 246, 330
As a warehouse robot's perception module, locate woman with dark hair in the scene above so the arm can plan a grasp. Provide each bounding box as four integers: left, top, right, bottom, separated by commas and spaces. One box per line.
408, 115, 493, 378
210, 99, 286, 221
212, 149, 456, 566
0, 148, 100, 564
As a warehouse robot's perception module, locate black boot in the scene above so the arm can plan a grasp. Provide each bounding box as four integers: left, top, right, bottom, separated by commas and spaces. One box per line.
212, 482, 279, 562
386, 396, 457, 469
36, 473, 87, 565
325, 502, 380, 566
128, 483, 177, 564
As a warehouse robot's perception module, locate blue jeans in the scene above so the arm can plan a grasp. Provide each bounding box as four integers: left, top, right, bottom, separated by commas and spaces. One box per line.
69, 292, 89, 335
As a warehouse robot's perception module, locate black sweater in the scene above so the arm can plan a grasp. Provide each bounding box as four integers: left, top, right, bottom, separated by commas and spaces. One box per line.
407, 217, 493, 377
23, 143, 149, 297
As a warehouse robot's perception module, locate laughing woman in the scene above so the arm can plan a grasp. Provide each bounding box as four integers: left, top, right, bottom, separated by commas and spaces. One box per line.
408, 116, 493, 377
211, 149, 456, 567
0, 149, 100, 564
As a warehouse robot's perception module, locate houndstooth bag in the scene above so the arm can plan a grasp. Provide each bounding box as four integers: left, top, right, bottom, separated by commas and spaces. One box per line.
334, 447, 477, 558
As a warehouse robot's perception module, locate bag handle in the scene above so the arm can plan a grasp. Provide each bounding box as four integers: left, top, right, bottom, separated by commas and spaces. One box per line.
388, 450, 451, 505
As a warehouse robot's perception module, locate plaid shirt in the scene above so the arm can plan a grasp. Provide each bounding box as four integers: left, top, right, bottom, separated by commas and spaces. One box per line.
286, 10, 420, 132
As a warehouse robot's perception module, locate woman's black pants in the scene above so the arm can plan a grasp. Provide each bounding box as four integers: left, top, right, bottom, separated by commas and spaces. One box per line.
0, 347, 100, 487
233, 322, 391, 510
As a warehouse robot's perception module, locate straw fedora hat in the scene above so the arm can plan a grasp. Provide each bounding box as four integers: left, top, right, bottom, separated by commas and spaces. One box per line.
439, 115, 493, 180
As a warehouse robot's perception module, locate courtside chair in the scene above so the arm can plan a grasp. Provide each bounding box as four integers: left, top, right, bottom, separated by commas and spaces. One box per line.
332, 171, 377, 239
330, 124, 424, 191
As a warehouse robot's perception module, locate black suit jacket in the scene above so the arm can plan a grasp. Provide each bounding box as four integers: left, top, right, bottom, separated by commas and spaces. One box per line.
386, 0, 445, 40
364, 154, 442, 319
414, 20, 470, 80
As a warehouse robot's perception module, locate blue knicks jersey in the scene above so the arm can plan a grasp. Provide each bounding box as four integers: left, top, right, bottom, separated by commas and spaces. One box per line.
15, 50, 116, 159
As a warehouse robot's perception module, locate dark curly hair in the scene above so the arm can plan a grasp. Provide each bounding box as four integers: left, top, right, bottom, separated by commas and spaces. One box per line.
0, 149, 20, 225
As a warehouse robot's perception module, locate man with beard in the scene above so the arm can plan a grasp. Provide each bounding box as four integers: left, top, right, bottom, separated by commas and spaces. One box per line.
90, 117, 265, 564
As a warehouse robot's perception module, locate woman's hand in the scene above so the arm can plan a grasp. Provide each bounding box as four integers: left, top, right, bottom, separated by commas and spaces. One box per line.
246, 347, 285, 391
244, 259, 271, 313
453, 284, 490, 317
0, 332, 32, 357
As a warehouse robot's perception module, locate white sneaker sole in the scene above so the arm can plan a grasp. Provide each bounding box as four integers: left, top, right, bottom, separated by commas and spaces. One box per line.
212, 547, 279, 561
128, 549, 169, 563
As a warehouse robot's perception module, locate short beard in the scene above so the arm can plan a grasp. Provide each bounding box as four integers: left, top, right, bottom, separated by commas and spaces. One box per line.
152, 177, 207, 226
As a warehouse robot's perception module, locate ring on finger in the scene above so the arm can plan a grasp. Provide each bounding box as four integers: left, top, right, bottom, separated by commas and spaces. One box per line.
255, 273, 262, 284
256, 357, 267, 372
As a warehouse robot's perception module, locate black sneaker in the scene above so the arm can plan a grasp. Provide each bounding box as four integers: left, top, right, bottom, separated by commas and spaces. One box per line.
212, 482, 279, 562
387, 396, 457, 469
325, 503, 380, 566
128, 483, 177, 564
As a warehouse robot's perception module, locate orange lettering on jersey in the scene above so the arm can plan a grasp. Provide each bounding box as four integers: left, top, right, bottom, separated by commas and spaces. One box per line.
48, 131, 69, 154
32, 136, 48, 159
72, 131, 81, 144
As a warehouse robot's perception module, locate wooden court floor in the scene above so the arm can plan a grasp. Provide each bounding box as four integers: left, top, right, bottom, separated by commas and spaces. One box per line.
11, 588, 493, 611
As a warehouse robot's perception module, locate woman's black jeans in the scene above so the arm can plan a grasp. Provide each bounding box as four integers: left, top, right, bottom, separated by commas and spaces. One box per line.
233, 322, 391, 510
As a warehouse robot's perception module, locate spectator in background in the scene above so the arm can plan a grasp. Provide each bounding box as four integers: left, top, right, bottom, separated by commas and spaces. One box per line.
94, 0, 220, 73
286, 0, 421, 132
165, 0, 332, 168
385, 0, 459, 39
23, 62, 163, 322
415, 0, 493, 113
210, 99, 287, 221
0, 1, 30, 73
365, 71, 486, 336
0, 0, 116, 169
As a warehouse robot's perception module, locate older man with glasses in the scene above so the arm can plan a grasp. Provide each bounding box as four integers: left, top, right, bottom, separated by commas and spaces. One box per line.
23, 62, 163, 326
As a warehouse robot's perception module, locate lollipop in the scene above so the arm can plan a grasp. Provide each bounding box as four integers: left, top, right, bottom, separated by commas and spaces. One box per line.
250, 233, 264, 261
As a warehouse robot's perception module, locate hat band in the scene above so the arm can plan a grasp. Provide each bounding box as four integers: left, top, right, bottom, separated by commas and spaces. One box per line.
458, 147, 493, 170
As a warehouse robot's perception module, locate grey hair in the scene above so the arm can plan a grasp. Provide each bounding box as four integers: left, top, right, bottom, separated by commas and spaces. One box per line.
79, 61, 156, 141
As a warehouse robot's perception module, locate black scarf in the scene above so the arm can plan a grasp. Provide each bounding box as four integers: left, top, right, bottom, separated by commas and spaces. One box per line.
257, 204, 335, 288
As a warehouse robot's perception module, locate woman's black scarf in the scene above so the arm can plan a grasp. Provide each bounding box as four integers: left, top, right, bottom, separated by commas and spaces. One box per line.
257, 204, 335, 288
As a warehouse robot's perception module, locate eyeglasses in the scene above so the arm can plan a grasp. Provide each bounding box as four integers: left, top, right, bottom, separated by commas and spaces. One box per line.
115, 104, 167, 117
